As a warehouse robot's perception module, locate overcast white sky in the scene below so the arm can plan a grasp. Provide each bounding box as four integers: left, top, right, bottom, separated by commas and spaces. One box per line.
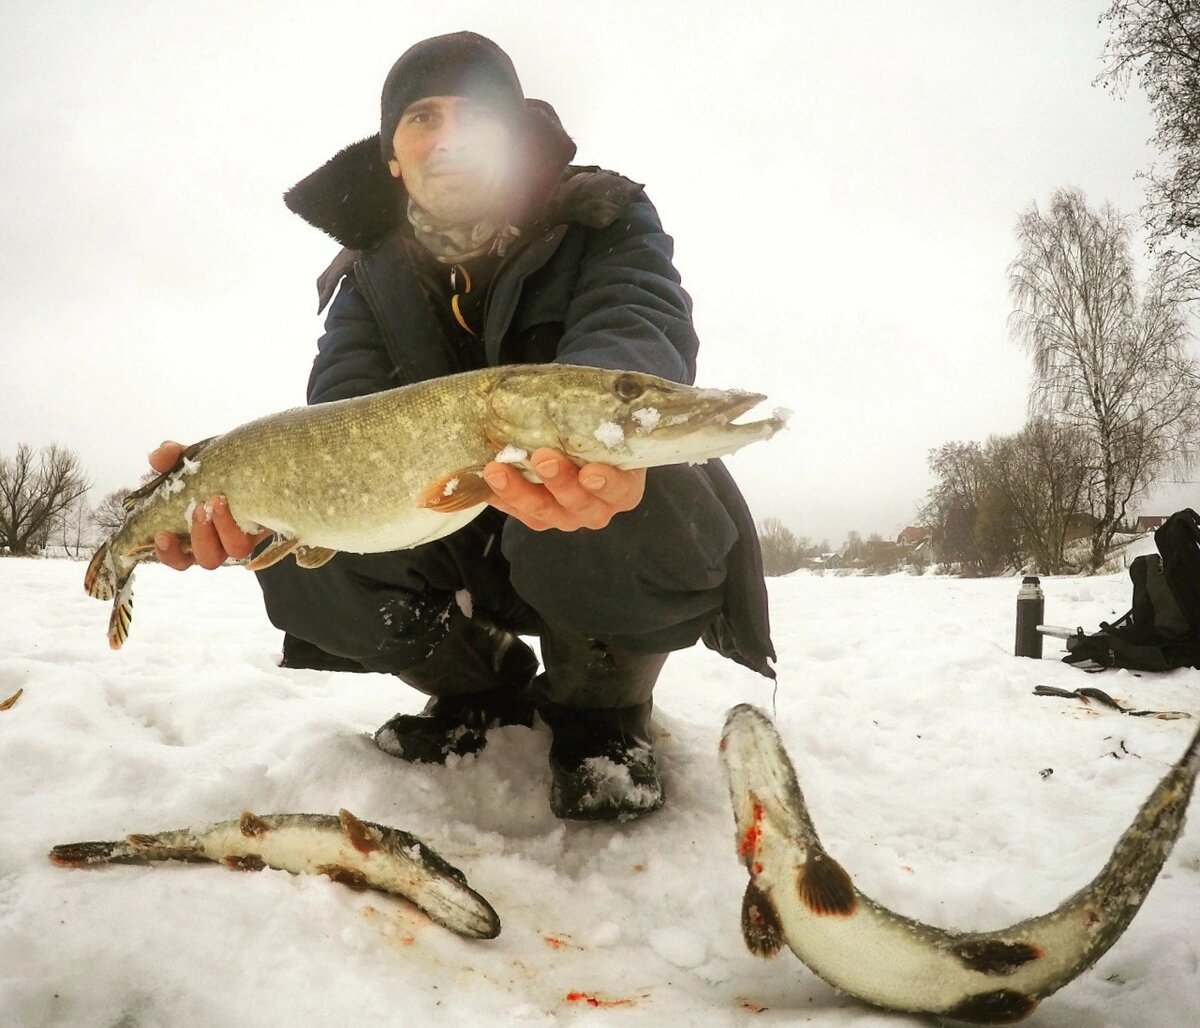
1, 1, 1184, 546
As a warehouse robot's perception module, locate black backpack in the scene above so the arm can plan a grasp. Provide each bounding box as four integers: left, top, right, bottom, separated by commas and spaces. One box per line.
1064, 509, 1200, 673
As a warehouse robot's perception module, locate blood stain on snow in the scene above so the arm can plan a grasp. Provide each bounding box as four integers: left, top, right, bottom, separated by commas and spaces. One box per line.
565, 991, 635, 1008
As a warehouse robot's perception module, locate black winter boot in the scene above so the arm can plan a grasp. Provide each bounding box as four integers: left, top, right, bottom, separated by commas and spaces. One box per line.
541, 698, 664, 821
375, 682, 537, 763
536, 622, 669, 821
373, 610, 539, 764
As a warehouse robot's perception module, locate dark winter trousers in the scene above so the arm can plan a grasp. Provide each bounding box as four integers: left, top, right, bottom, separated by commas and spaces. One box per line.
254, 465, 738, 710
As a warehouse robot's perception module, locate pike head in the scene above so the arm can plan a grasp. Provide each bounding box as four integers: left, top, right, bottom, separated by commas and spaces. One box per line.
486, 364, 788, 469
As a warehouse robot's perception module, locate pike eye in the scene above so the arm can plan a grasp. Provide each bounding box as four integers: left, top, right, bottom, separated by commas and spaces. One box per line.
614, 374, 644, 402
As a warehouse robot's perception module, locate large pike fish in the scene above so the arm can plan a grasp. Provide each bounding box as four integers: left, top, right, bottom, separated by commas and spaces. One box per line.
86, 364, 787, 648
720, 704, 1200, 1024
49, 808, 500, 940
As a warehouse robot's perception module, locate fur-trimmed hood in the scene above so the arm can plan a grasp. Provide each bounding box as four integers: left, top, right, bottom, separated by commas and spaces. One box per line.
284, 99, 616, 251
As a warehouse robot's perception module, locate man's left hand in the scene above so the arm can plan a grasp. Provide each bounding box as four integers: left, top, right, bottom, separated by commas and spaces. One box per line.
483, 447, 645, 532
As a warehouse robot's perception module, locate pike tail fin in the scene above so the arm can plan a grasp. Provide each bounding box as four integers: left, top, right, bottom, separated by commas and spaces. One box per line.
49, 839, 145, 867
107, 576, 135, 650
86, 541, 136, 648
50, 830, 207, 867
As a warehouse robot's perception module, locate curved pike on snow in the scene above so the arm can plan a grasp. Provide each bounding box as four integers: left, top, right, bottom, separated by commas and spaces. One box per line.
719, 704, 1200, 1025
83, 363, 787, 649
49, 809, 500, 940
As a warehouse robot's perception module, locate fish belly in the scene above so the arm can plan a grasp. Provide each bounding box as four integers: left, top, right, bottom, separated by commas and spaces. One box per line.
286, 505, 485, 554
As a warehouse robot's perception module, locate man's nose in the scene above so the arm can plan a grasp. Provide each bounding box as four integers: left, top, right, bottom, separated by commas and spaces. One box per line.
433, 113, 469, 152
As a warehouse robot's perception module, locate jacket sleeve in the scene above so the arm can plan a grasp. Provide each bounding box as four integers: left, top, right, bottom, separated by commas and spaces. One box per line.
555, 192, 698, 385
305, 274, 399, 404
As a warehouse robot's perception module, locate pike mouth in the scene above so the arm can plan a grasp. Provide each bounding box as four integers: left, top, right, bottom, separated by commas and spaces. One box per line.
649, 390, 784, 435
712, 391, 769, 424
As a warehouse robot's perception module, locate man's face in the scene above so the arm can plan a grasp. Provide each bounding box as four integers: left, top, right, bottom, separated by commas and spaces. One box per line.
388, 95, 515, 222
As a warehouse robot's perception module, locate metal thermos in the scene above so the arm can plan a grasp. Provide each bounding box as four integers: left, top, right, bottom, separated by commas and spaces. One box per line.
1015, 576, 1044, 658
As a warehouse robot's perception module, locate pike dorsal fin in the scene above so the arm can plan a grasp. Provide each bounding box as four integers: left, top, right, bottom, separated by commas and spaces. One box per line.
239, 812, 271, 837
123, 436, 216, 510
338, 809, 380, 855
245, 536, 301, 571
418, 469, 492, 513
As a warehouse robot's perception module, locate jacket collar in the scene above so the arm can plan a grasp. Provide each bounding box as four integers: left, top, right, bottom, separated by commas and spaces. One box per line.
310, 163, 646, 313
283, 99, 631, 251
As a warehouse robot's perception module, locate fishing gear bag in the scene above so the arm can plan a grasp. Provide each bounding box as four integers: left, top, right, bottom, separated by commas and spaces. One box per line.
1064, 509, 1200, 673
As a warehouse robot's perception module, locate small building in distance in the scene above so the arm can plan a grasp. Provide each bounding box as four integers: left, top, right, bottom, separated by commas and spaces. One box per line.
896, 525, 929, 547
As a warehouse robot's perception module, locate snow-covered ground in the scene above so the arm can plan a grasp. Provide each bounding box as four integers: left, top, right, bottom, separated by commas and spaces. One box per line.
1, 547, 1197, 1028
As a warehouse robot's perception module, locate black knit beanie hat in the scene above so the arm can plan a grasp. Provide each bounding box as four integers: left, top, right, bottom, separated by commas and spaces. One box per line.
379, 32, 526, 160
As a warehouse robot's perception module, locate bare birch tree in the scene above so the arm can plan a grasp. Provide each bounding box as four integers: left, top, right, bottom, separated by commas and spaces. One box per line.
1097, 0, 1200, 293
0, 444, 91, 556
1008, 188, 1200, 569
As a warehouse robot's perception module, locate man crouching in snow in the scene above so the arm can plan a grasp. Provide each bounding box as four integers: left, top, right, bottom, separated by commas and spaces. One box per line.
149, 31, 775, 821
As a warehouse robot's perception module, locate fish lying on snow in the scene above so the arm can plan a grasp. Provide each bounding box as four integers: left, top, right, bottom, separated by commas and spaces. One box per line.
49, 808, 500, 940
720, 704, 1200, 1025
85, 363, 788, 648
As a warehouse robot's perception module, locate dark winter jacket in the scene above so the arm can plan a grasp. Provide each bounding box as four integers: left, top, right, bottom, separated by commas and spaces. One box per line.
283, 109, 775, 678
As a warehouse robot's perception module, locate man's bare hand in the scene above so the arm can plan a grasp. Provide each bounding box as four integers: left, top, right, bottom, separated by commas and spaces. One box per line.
148, 441, 271, 571
482, 447, 646, 532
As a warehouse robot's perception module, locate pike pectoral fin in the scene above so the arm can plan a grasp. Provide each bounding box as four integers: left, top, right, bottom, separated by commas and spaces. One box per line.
742, 879, 784, 957
417, 469, 492, 513
294, 545, 338, 569
245, 536, 301, 571
797, 850, 857, 917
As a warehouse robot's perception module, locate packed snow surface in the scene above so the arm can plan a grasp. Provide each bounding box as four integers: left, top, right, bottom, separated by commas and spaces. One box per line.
1, 546, 1198, 1027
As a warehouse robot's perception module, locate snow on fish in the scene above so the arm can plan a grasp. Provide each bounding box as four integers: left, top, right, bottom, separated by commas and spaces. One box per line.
719, 704, 1200, 1024
49, 809, 500, 940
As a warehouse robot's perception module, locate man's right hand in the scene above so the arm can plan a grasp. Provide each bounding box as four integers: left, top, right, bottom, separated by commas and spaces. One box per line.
149, 441, 271, 571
